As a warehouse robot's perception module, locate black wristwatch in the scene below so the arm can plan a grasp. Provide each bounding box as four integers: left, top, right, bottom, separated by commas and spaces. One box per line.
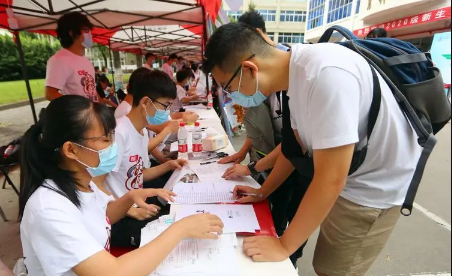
247, 161, 259, 176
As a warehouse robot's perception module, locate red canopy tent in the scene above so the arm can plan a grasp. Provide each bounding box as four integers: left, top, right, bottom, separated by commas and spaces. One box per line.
0, 0, 222, 122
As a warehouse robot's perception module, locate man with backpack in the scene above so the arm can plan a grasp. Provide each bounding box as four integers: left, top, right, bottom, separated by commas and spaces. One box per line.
202, 22, 428, 275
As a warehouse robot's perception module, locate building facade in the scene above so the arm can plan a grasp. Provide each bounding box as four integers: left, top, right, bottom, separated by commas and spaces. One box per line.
223, 0, 308, 45
305, 0, 451, 51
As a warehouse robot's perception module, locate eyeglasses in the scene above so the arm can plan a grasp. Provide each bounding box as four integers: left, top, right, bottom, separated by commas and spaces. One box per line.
80, 130, 116, 144
150, 98, 172, 111
222, 54, 256, 94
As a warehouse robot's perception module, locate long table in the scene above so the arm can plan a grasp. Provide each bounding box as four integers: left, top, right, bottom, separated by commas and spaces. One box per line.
166, 105, 299, 276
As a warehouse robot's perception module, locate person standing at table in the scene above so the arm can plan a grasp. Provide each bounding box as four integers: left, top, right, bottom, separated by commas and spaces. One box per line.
203, 23, 421, 276
45, 12, 98, 102
143, 52, 156, 70
105, 68, 188, 247
217, 11, 309, 267
19, 95, 223, 276
161, 54, 178, 80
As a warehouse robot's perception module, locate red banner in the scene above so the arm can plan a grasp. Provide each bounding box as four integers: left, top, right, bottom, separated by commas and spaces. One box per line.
354, 6, 451, 37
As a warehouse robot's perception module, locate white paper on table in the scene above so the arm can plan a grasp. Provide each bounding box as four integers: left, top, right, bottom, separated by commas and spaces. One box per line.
142, 220, 239, 276
190, 162, 232, 179
170, 180, 237, 204
175, 204, 261, 234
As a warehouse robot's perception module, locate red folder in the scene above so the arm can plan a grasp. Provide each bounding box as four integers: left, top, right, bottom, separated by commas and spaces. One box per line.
237, 200, 277, 237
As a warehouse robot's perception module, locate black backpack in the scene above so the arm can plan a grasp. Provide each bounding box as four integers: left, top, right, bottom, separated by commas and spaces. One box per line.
319, 26, 451, 215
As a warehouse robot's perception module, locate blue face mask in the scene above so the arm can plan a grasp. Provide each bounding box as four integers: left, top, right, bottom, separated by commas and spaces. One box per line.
145, 100, 170, 125
230, 69, 267, 108
76, 142, 118, 177
82, 32, 93, 49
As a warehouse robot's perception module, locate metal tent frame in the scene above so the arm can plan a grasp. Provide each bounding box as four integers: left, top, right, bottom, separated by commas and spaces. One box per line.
0, 0, 215, 122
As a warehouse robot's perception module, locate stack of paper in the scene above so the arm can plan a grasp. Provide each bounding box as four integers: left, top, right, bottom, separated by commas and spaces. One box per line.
175, 204, 261, 234
189, 162, 232, 179
141, 217, 239, 276
171, 181, 238, 204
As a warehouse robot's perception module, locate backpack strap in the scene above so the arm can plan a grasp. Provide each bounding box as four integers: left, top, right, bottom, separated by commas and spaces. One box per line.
367, 66, 382, 140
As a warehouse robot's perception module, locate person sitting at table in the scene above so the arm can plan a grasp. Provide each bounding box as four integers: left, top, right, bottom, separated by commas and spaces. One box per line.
171, 69, 200, 113
45, 12, 98, 102
96, 75, 119, 108
104, 68, 189, 247
19, 95, 224, 276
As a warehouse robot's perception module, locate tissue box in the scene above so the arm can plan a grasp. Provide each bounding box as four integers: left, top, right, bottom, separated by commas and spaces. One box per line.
202, 135, 229, 151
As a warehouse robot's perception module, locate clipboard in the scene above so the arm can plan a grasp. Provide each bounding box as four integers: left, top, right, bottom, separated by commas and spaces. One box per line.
237, 200, 277, 237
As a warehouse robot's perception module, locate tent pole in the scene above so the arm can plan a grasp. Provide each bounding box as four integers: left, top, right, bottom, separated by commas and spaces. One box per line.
201, 5, 210, 96
15, 31, 38, 124
108, 39, 115, 88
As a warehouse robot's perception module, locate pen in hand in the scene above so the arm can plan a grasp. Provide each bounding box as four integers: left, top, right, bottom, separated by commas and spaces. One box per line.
231, 192, 264, 198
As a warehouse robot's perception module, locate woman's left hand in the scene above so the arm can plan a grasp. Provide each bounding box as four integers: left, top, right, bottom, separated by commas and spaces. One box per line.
128, 189, 176, 212
167, 159, 188, 171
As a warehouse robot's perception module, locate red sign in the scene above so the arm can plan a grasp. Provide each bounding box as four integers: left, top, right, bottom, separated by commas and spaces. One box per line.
354, 6, 451, 37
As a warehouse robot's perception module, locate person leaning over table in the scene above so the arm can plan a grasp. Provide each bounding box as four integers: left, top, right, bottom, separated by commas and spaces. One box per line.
45, 12, 98, 102
19, 95, 224, 276
203, 23, 421, 276
96, 75, 119, 108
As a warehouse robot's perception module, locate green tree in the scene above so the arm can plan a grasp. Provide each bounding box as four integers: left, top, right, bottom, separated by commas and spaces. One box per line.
93, 43, 110, 69
248, 1, 256, 12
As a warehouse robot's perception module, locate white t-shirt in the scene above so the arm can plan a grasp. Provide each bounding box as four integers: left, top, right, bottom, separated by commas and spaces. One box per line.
21, 180, 113, 276
46, 49, 98, 102
171, 85, 187, 112
106, 116, 151, 198
115, 101, 132, 119
143, 63, 152, 70
266, 92, 283, 136
287, 43, 421, 209
161, 63, 174, 80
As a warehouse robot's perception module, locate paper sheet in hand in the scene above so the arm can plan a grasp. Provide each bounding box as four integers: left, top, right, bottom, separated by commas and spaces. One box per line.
141, 219, 239, 276
171, 180, 237, 204
176, 204, 261, 233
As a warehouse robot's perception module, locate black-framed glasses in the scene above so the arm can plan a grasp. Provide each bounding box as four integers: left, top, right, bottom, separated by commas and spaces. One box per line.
150, 98, 172, 111
222, 54, 256, 94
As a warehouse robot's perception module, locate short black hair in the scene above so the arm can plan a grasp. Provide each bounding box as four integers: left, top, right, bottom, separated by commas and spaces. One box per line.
129, 68, 177, 107
203, 23, 273, 74
56, 12, 93, 48
176, 69, 194, 83
98, 75, 109, 84
145, 52, 155, 61
239, 11, 266, 33
94, 66, 100, 71
367, 28, 388, 38
168, 54, 178, 61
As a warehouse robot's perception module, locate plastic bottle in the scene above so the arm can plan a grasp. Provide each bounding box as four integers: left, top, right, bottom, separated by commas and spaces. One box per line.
207, 92, 213, 110
192, 122, 203, 153
178, 122, 188, 154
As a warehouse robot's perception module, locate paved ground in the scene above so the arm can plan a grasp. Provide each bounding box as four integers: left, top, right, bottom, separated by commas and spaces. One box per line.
0, 102, 450, 275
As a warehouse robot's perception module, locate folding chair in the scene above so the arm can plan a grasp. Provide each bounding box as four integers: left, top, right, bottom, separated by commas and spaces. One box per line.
0, 163, 19, 222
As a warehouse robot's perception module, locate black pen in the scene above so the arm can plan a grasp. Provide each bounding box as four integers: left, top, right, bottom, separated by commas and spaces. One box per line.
200, 161, 216, 165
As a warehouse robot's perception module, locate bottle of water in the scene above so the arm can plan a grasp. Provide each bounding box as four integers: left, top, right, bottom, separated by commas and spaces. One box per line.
178, 122, 188, 154
192, 122, 203, 153
207, 92, 213, 110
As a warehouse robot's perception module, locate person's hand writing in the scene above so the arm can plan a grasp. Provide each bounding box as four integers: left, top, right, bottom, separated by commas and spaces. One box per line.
233, 185, 265, 204
177, 214, 224, 239
243, 236, 290, 262
183, 112, 199, 124
166, 159, 188, 171
165, 120, 180, 134
222, 164, 251, 180
218, 152, 246, 164
128, 205, 161, 221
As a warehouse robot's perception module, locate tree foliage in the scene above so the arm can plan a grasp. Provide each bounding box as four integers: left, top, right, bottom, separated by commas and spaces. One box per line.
0, 32, 61, 81
248, 1, 256, 12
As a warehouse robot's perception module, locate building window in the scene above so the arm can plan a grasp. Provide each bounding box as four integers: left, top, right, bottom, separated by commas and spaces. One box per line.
308, 0, 326, 30
356, 0, 361, 14
258, 10, 277, 22
327, 0, 353, 23
278, 33, 305, 44
226, 11, 243, 21
280, 10, 307, 22
267, 32, 275, 41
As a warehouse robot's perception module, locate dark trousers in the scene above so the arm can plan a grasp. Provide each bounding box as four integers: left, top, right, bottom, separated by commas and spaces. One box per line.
267, 172, 311, 267
111, 171, 172, 248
